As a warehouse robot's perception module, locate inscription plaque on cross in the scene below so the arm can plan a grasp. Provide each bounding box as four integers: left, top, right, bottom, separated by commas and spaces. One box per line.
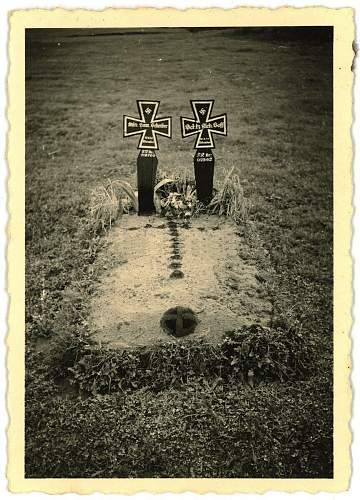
181, 100, 227, 204
124, 100, 172, 214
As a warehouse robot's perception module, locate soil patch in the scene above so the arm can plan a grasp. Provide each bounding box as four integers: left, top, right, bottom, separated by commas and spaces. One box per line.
89, 215, 272, 348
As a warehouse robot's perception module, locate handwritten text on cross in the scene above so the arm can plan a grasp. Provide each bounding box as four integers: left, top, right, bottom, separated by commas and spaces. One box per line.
123, 100, 171, 150
180, 100, 227, 149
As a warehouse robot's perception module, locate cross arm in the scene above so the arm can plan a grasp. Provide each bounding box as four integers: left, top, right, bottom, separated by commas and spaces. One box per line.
180, 117, 202, 138
152, 117, 172, 138
207, 114, 227, 136
123, 115, 147, 137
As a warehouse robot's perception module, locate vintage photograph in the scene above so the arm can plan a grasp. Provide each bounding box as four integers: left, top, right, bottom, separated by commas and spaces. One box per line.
24, 24, 334, 479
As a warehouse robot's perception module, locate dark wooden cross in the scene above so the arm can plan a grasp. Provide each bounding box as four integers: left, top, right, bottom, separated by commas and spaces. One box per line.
124, 100, 171, 214
181, 100, 227, 204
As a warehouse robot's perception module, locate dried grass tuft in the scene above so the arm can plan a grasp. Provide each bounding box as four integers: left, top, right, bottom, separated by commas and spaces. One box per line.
208, 167, 248, 223
88, 179, 138, 233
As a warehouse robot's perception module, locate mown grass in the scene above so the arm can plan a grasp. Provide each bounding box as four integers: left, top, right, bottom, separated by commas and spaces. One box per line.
26, 374, 332, 478
25, 28, 333, 478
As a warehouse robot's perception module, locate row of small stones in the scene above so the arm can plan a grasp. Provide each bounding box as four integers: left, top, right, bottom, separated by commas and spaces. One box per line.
167, 220, 190, 279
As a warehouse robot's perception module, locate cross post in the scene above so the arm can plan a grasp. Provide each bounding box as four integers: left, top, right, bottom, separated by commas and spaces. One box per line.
180, 100, 227, 204
124, 101, 172, 215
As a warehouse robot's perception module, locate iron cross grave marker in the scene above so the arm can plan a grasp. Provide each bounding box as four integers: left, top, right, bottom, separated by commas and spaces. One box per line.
181, 100, 227, 204
181, 100, 227, 149
124, 100, 171, 150
124, 100, 172, 215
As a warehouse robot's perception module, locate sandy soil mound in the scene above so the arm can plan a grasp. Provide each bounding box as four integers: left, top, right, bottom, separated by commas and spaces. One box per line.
90, 215, 272, 348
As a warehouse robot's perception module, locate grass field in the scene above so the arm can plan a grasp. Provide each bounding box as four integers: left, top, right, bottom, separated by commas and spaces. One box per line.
25, 28, 333, 478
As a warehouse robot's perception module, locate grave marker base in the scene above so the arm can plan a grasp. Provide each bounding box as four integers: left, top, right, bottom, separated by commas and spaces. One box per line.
137, 149, 158, 215
194, 148, 214, 205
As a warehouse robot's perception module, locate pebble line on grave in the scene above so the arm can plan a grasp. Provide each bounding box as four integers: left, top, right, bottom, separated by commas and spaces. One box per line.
167, 219, 184, 279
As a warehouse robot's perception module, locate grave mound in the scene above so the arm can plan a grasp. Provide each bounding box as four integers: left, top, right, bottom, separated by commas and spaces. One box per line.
89, 215, 272, 348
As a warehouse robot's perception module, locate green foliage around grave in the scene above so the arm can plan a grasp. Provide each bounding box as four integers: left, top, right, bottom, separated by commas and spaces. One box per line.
25, 29, 333, 478
44, 324, 315, 396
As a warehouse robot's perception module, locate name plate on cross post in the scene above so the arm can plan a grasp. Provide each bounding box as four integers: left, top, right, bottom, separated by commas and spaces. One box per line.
124, 100, 172, 215
181, 100, 227, 205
